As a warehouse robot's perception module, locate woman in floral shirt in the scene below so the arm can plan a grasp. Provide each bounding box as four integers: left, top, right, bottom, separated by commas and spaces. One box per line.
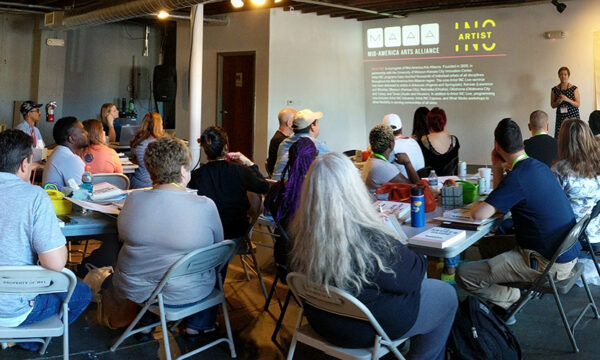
553, 119, 600, 252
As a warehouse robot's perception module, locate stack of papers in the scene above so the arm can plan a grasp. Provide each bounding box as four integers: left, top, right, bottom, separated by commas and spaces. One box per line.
408, 227, 466, 248
434, 208, 495, 231
91, 183, 126, 202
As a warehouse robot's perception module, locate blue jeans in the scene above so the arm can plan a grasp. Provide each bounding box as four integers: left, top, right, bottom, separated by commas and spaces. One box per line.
401, 279, 458, 360
19, 281, 92, 351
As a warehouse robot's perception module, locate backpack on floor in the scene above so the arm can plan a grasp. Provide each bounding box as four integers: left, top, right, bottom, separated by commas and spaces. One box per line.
447, 296, 522, 360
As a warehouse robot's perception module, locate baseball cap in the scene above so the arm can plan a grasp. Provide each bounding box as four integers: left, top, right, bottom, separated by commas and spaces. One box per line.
383, 114, 402, 131
20, 101, 43, 118
293, 109, 323, 129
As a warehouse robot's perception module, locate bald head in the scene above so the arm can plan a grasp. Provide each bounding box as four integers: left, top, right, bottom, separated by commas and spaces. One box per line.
529, 110, 549, 134
278, 108, 297, 135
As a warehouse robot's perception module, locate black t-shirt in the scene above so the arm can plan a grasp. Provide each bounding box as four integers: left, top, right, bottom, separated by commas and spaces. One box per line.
303, 239, 427, 348
485, 157, 578, 262
267, 131, 288, 176
523, 134, 558, 168
189, 161, 270, 239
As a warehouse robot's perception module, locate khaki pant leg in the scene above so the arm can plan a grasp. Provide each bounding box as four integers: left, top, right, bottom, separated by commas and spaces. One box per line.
457, 247, 541, 309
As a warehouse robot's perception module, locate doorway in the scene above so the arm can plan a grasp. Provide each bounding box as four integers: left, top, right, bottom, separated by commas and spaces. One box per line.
217, 52, 256, 159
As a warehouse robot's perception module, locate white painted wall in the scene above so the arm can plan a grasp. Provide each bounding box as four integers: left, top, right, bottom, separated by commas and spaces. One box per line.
202, 10, 270, 167
268, 8, 367, 154
363, 0, 600, 165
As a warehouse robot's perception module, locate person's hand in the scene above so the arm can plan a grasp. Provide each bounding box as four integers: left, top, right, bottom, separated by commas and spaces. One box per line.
106, 114, 115, 128
558, 94, 569, 103
228, 152, 254, 166
394, 153, 411, 165
491, 149, 504, 167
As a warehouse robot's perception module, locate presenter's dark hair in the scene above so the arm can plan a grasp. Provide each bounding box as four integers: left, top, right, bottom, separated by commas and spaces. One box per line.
412, 107, 430, 140
200, 126, 228, 160
427, 107, 447, 133
558, 66, 570, 76
0, 129, 34, 174
494, 118, 524, 154
53, 116, 79, 145
588, 110, 600, 136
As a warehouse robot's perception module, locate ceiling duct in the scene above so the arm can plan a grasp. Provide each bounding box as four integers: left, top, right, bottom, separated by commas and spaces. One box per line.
48, 0, 213, 30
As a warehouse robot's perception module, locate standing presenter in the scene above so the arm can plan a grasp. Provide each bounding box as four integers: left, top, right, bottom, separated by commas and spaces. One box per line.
551, 66, 580, 138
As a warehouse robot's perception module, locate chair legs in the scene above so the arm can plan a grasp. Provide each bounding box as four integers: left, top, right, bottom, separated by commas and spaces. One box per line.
272, 290, 294, 354
286, 307, 304, 360
264, 273, 280, 311
239, 248, 269, 300
584, 236, 600, 280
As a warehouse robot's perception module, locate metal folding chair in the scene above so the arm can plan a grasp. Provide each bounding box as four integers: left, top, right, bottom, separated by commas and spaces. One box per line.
502, 214, 600, 352
578, 200, 600, 281
0, 267, 77, 360
110, 240, 237, 359
91, 173, 130, 190
286, 272, 407, 360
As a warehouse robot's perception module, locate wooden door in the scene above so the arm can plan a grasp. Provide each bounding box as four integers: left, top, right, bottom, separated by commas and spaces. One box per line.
219, 53, 255, 159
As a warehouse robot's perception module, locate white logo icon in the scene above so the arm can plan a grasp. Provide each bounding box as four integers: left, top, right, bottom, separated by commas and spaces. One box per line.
402, 25, 420, 46
367, 28, 384, 48
421, 23, 439, 45
384, 26, 401, 47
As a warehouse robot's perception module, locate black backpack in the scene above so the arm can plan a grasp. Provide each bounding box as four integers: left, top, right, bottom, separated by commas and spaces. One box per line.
447, 296, 522, 360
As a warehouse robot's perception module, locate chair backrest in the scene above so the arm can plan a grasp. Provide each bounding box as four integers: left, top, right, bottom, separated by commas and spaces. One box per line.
0, 266, 77, 302
245, 191, 264, 238
92, 173, 130, 190
286, 272, 390, 339
417, 166, 432, 178
145, 240, 236, 303
590, 200, 600, 221
549, 214, 590, 266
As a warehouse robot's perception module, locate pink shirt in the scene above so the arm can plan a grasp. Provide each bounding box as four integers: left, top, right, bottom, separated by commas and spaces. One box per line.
83, 144, 123, 174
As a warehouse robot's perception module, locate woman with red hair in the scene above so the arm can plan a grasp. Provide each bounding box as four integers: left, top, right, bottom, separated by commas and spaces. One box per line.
419, 107, 460, 176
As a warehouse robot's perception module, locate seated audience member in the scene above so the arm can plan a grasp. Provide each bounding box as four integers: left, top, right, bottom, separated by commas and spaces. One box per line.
42, 116, 89, 188
267, 108, 296, 176
553, 119, 600, 253
130, 112, 166, 189
100, 103, 119, 143
383, 113, 425, 176
419, 107, 460, 176
101, 137, 223, 334
189, 126, 270, 240
523, 110, 558, 167
588, 110, 600, 138
82, 119, 123, 174
0, 130, 91, 351
290, 152, 457, 360
411, 106, 430, 141
272, 109, 330, 180
362, 124, 419, 194
265, 138, 318, 269
15, 101, 45, 148
457, 119, 578, 320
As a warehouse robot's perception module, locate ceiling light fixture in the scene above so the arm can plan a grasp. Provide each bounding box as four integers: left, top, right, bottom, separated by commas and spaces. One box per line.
251, 0, 267, 5
157, 10, 170, 19
231, 0, 244, 8
274, 0, 283, 2
551, 0, 566, 13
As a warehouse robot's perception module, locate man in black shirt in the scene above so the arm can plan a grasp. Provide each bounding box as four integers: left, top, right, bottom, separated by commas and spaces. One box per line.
523, 110, 558, 168
266, 108, 296, 176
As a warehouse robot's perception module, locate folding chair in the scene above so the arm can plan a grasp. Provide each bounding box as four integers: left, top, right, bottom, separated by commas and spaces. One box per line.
286, 272, 407, 360
237, 192, 269, 300
0, 267, 77, 360
502, 214, 600, 352
110, 240, 237, 360
578, 200, 600, 281
91, 173, 130, 190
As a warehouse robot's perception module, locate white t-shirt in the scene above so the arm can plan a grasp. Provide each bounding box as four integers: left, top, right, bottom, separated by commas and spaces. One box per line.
42, 145, 86, 188
390, 137, 425, 177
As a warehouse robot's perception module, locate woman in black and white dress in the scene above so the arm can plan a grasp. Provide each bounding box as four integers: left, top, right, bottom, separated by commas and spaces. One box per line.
551, 66, 580, 138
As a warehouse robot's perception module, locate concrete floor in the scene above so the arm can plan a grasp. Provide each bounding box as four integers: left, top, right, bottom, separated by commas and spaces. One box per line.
3, 230, 600, 359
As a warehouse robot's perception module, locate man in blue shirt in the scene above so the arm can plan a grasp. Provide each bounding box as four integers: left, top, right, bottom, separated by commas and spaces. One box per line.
272, 109, 331, 180
457, 118, 578, 315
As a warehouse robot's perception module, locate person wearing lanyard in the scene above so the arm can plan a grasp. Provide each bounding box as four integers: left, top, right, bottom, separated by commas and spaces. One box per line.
267, 108, 296, 177
362, 124, 420, 195
523, 110, 558, 168
457, 118, 578, 324
15, 101, 45, 149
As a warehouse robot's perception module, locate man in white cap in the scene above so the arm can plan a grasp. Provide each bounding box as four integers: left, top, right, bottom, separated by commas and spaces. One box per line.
383, 113, 425, 176
15, 101, 45, 149
272, 109, 330, 180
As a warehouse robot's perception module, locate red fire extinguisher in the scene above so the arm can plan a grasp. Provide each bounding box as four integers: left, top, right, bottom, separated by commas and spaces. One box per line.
46, 101, 57, 123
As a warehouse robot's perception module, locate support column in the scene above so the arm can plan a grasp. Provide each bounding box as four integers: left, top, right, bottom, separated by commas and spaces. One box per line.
188, 4, 203, 166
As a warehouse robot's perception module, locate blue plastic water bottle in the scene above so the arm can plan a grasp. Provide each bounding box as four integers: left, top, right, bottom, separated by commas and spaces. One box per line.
411, 185, 425, 228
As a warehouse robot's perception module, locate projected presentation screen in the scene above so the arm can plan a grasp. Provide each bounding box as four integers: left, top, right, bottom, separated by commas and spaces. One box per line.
363, 14, 512, 138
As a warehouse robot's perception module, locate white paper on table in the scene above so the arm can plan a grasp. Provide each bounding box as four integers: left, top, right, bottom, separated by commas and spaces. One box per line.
66, 198, 121, 215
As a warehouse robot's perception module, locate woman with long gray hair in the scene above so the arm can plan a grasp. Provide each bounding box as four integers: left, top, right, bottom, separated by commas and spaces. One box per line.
290, 153, 457, 360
